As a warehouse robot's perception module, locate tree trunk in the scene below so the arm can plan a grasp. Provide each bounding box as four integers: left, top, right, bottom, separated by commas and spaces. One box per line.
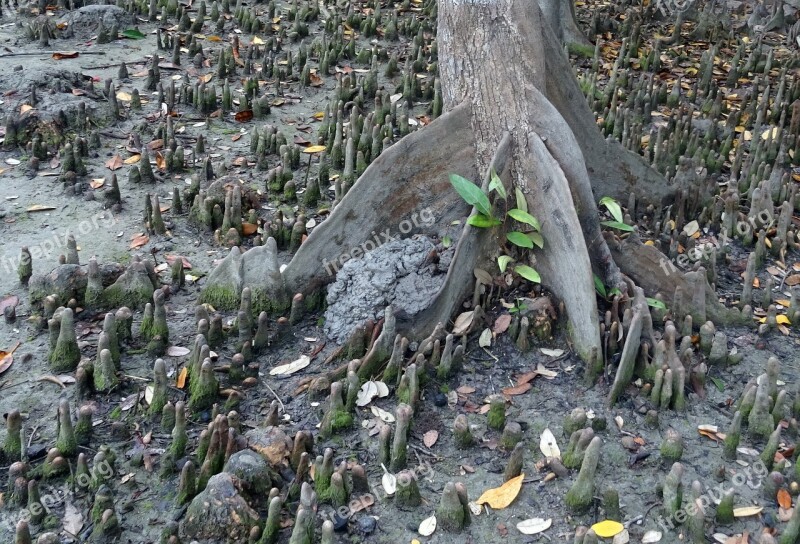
537, 0, 592, 47
439, 0, 611, 363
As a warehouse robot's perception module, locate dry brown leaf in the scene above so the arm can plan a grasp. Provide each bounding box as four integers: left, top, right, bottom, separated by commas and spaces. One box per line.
423, 430, 439, 448
52, 51, 79, 60
453, 310, 475, 335
502, 382, 532, 396
786, 275, 800, 286
20, 104, 33, 114
242, 222, 258, 236
476, 474, 524, 509
235, 110, 254, 123
778, 488, 792, 509
516, 371, 538, 386
124, 154, 141, 165
130, 234, 149, 249
105, 155, 123, 171
310, 72, 324, 87
0, 341, 20, 376
147, 139, 164, 151
89, 178, 105, 189
493, 314, 511, 335
155, 151, 166, 171
456, 385, 476, 395
176, 366, 188, 389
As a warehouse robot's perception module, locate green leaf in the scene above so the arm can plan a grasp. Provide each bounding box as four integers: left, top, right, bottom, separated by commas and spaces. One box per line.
609, 287, 622, 296
467, 213, 502, 228
646, 297, 667, 310
594, 274, 607, 297
442, 235, 452, 248
710, 376, 725, 392
527, 232, 544, 248
507, 231, 533, 248
515, 265, 541, 283
515, 187, 527, 214
600, 196, 623, 223
497, 255, 513, 273
602, 220, 635, 232
122, 28, 147, 39
507, 209, 540, 230
449, 173, 491, 216
488, 169, 507, 200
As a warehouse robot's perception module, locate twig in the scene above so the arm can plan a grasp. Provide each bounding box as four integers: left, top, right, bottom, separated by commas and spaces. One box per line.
0, 50, 107, 57
28, 425, 38, 448
264, 382, 285, 413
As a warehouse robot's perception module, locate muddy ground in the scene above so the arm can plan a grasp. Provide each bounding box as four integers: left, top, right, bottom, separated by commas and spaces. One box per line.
0, 0, 798, 542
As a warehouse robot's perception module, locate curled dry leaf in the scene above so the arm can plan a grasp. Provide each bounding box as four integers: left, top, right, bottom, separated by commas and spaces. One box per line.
130, 234, 149, 249
105, 154, 123, 170
516, 518, 551, 535
176, 367, 188, 389
90, 178, 105, 189
539, 428, 561, 459
123, 154, 141, 165
418, 515, 436, 536
234, 110, 254, 122
381, 464, 396, 495
269, 355, 310, 376
145, 384, 154, 405
540, 348, 564, 357
167, 346, 190, 357
370, 406, 395, 423
502, 383, 532, 396
0, 341, 20, 376
452, 310, 475, 335
778, 488, 793, 509
475, 473, 524, 510
356, 381, 389, 406
733, 506, 763, 517
478, 328, 492, 347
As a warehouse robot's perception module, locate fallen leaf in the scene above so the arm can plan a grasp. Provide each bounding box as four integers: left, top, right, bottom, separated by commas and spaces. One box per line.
89, 178, 105, 189
26, 204, 56, 212
130, 234, 149, 249
540, 348, 565, 357
0, 295, 19, 314
167, 346, 190, 357
423, 430, 439, 448
381, 464, 396, 495
116, 91, 132, 102
502, 383, 532, 396
539, 428, 561, 459
516, 518, 552, 535
453, 310, 475, 335
105, 155, 123, 170
370, 406, 395, 423
234, 110, 253, 122
733, 506, 763, 517
456, 385, 476, 395
642, 530, 663, 543
475, 474, 524, 509
145, 384, 154, 404
155, 151, 166, 171
418, 515, 436, 536
356, 381, 388, 407
592, 519, 624, 538
63, 501, 83, 535
493, 314, 511, 335
0, 341, 20, 376
176, 367, 188, 389
124, 154, 141, 165
52, 51, 80, 60
478, 328, 492, 347
19, 105, 33, 115
270, 355, 310, 376
778, 488, 792, 509
535, 363, 558, 378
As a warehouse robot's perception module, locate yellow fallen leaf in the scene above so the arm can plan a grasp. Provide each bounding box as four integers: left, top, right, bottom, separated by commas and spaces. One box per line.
776, 299, 791, 307
124, 154, 141, 165
116, 91, 132, 102
591, 519, 624, 538
20, 104, 33, 114
252, 36, 264, 45
758, 315, 791, 325
303, 145, 326, 153
475, 473, 524, 510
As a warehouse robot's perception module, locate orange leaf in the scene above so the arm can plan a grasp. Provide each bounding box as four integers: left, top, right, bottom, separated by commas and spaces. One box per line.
0, 341, 21, 376
155, 151, 166, 171
130, 234, 149, 249
778, 488, 792, 509
52, 51, 79, 60
105, 155, 123, 171
234, 110, 253, 123
176, 366, 188, 389
123, 154, 141, 165
242, 222, 258, 236
502, 382, 532, 396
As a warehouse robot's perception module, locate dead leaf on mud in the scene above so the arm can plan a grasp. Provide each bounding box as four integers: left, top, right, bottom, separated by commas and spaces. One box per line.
52, 51, 79, 60
502, 383, 532, 396
493, 314, 511, 335
270, 355, 310, 376
26, 204, 56, 212
63, 501, 83, 535
130, 234, 149, 249
167, 346, 190, 357
452, 310, 475, 335
423, 430, 439, 448
124, 154, 141, 165
476, 474, 524, 509
235, 110, 254, 122
0, 341, 20, 376
105, 155, 123, 170
176, 367, 188, 389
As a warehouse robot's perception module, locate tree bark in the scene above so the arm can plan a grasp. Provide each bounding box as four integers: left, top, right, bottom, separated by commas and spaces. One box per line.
439, 0, 609, 363
537, 0, 592, 47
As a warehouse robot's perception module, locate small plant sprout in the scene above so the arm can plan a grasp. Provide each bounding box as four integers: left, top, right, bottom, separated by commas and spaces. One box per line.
449, 170, 542, 285
599, 196, 634, 232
